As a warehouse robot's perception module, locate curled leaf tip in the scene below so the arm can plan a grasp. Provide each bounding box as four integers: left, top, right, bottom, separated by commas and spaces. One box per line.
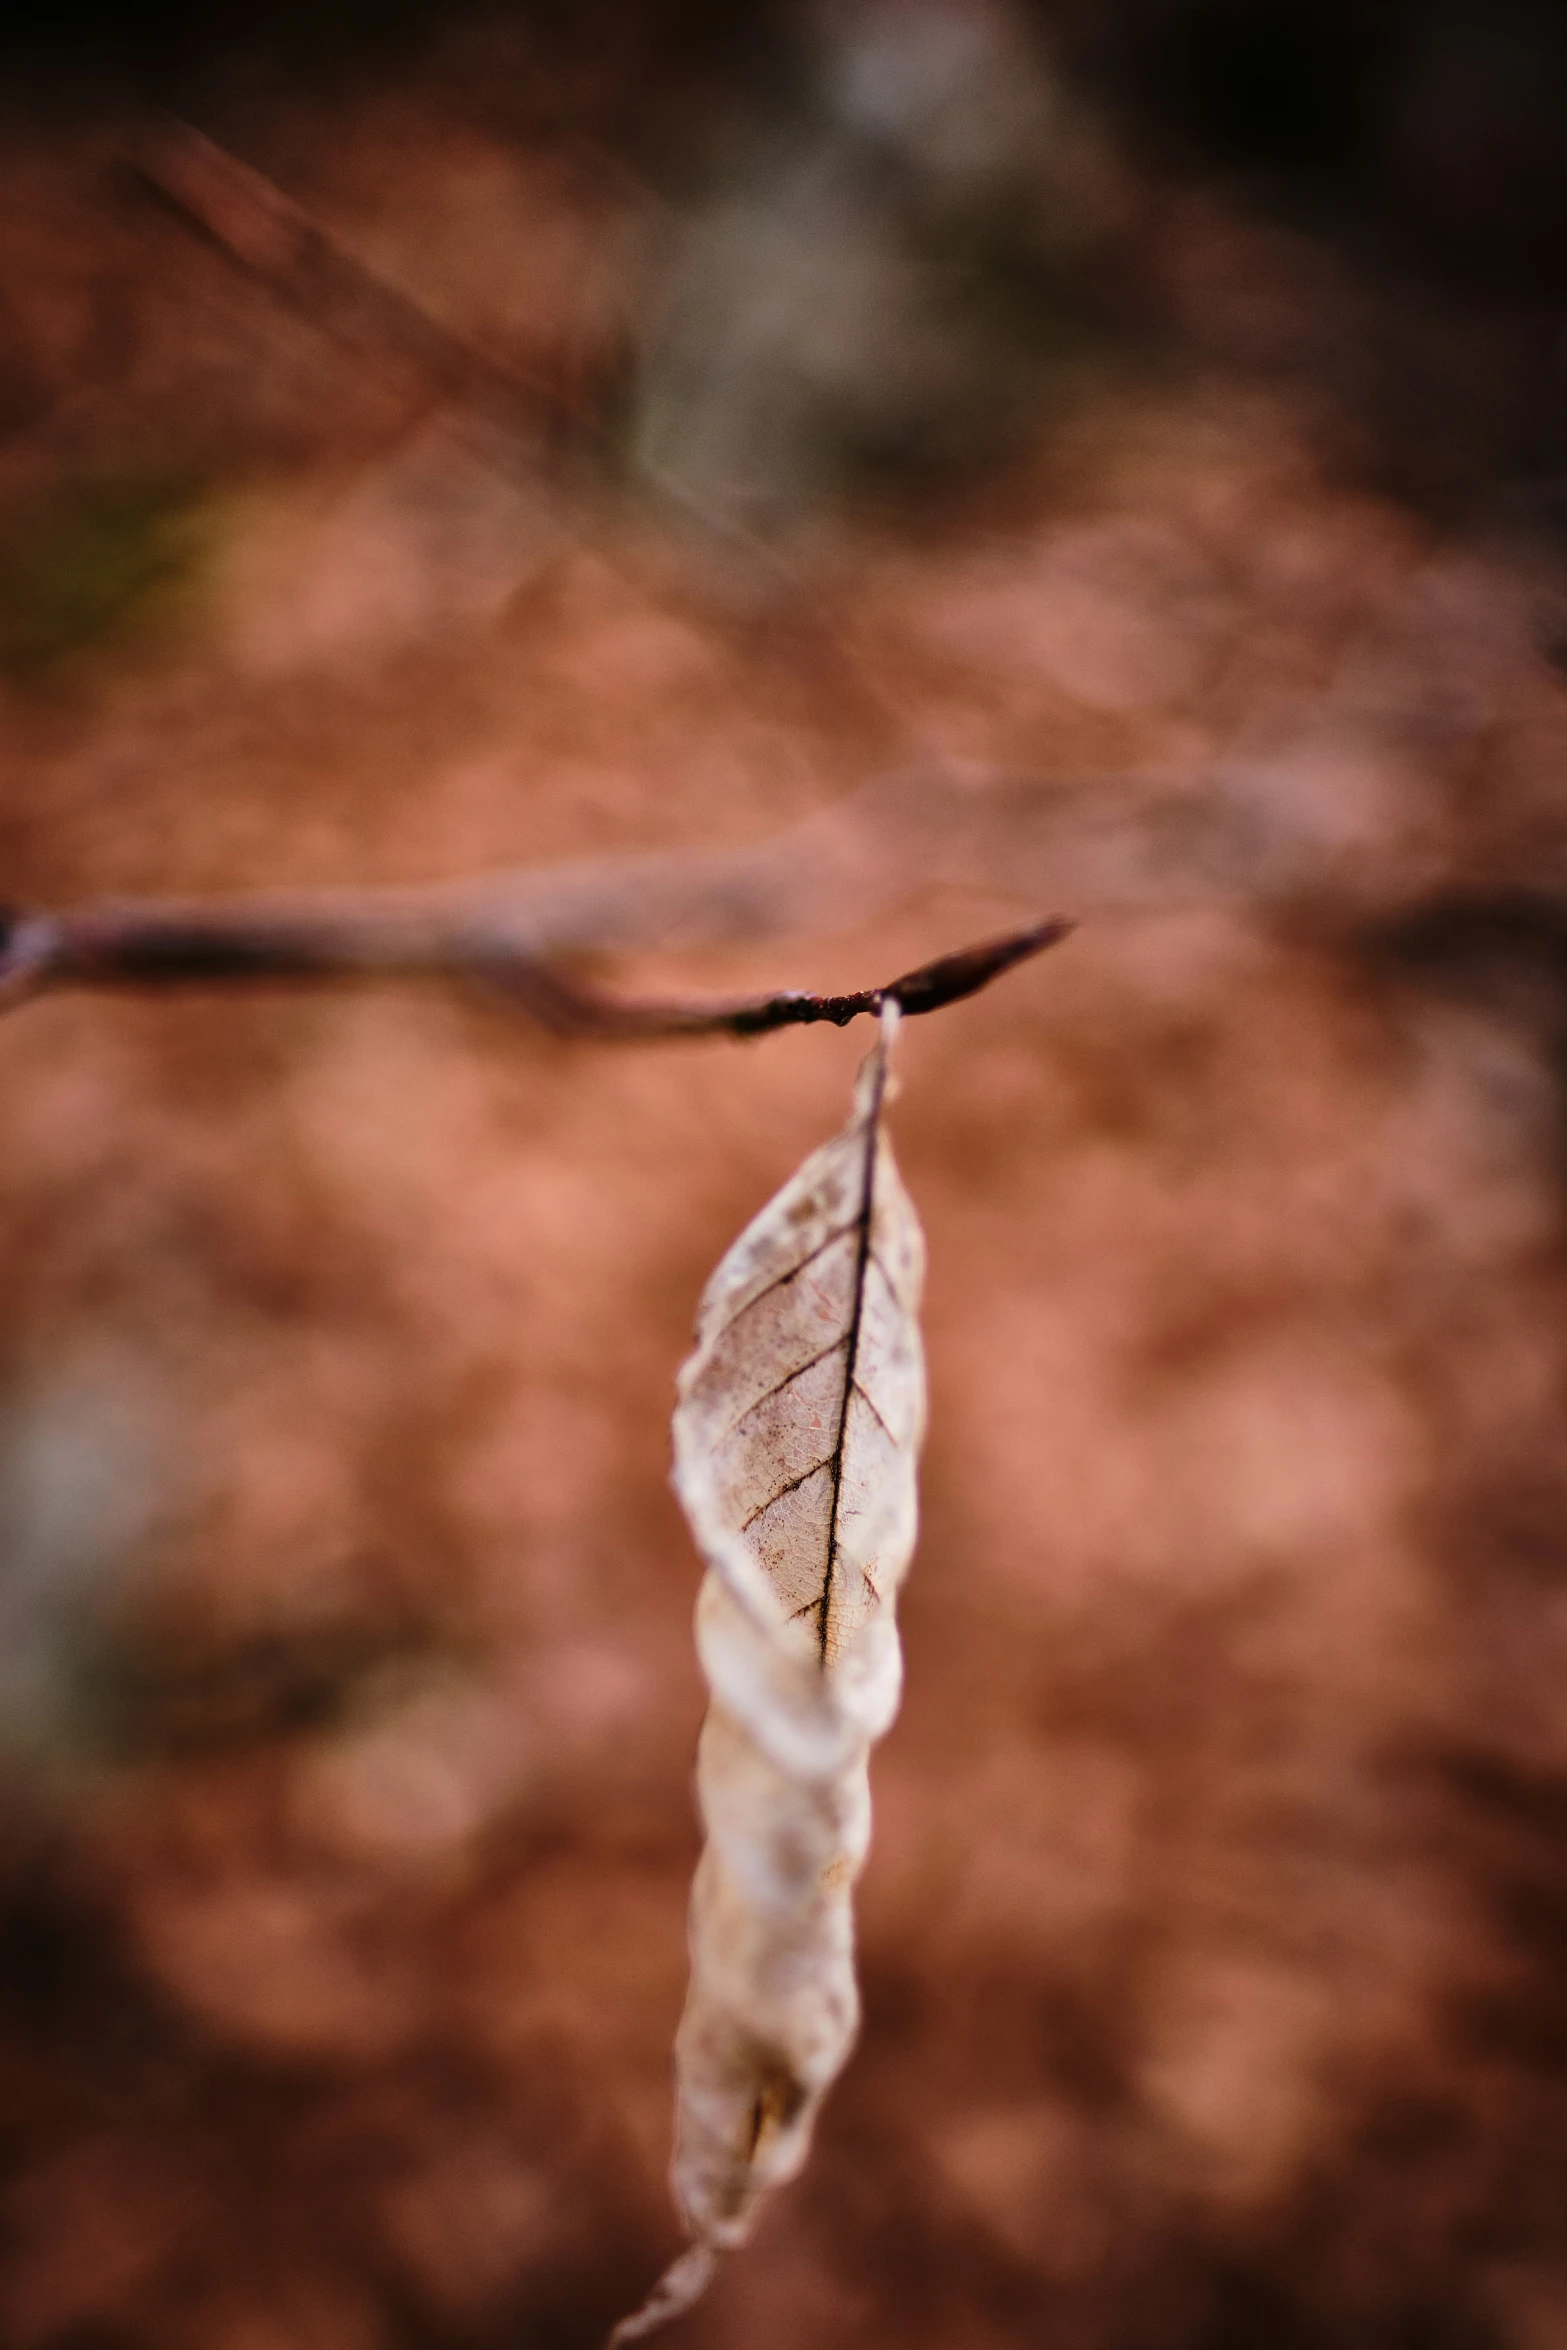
605, 2243, 718, 2345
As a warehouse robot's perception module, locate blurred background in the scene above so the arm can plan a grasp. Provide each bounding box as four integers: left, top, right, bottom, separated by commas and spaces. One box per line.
1, 3, 1567, 2344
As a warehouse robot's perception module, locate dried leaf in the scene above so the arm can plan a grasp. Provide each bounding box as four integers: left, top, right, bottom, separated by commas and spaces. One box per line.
613, 1003, 925, 2340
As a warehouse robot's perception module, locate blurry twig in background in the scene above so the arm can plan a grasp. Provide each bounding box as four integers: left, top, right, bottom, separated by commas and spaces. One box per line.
125, 114, 976, 779
126, 118, 570, 446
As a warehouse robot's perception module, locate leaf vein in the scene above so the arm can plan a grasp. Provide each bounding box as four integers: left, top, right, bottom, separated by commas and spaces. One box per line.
721, 1219, 858, 1335
819, 1073, 890, 1662
739, 1453, 834, 1532
867, 1248, 911, 1307
724, 1335, 850, 1437
850, 1375, 897, 1444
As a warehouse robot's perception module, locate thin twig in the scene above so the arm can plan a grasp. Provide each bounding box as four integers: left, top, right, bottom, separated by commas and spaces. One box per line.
126, 121, 970, 781
0, 895, 1070, 1039
124, 118, 562, 439
485, 917, 1073, 1036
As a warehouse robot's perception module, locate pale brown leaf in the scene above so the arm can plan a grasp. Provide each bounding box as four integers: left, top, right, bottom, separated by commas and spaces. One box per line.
612, 1004, 925, 2340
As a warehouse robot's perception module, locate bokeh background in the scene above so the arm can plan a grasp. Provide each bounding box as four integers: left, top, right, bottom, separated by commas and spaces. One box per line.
2, 4, 1567, 2344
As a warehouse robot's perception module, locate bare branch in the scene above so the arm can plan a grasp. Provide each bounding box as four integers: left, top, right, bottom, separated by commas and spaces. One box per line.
480, 917, 1071, 1037
0, 740, 1268, 1043
0, 890, 1069, 1041
125, 118, 561, 440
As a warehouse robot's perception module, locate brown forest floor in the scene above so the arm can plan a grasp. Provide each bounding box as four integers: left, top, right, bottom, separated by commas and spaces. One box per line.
0, 16, 1566, 2349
